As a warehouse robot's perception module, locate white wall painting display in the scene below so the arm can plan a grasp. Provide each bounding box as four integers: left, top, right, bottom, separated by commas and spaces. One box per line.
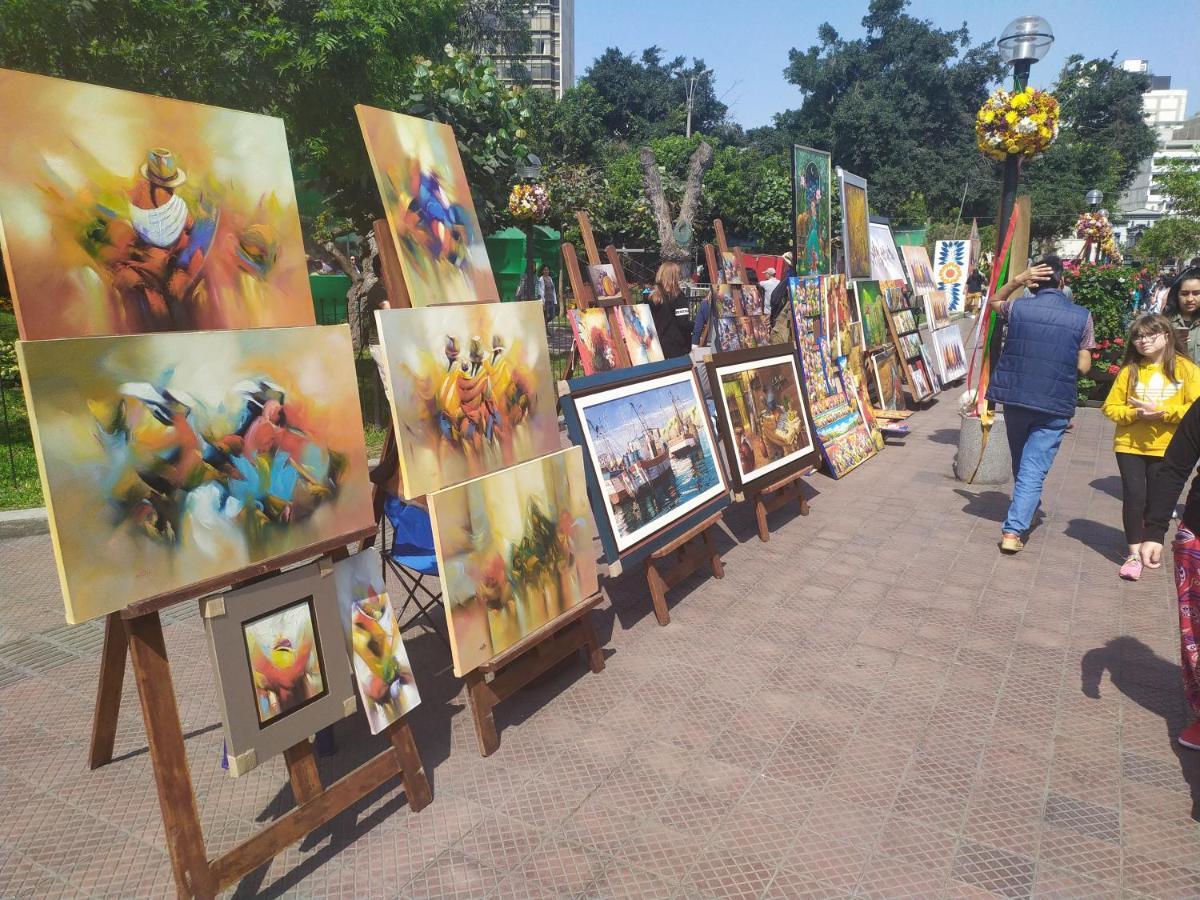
934, 240, 970, 312
868, 223, 907, 284
930, 325, 968, 384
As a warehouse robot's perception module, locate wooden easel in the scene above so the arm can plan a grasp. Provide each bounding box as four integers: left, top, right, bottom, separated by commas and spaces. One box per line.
703, 220, 765, 348
560, 211, 636, 378
880, 281, 932, 406
463, 593, 605, 755
746, 465, 814, 543
87, 531, 432, 899
643, 510, 726, 626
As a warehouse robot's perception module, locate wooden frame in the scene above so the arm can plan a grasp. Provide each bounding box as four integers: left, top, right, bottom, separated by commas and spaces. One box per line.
703, 220, 767, 349
881, 288, 934, 404
560, 211, 636, 378
837, 168, 872, 280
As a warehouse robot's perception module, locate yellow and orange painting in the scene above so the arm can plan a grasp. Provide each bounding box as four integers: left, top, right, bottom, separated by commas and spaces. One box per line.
0, 68, 313, 340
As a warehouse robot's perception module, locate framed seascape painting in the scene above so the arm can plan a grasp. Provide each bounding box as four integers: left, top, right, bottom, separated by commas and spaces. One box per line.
18, 324, 374, 624
562, 360, 729, 564
837, 168, 871, 280
870, 349, 906, 411
932, 325, 968, 383
356, 104, 499, 306
568, 308, 620, 374
614, 304, 664, 366
854, 281, 889, 351
709, 347, 818, 490
792, 145, 832, 275
588, 264, 621, 301
925, 290, 952, 330
429, 447, 599, 676
934, 240, 970, 312
0, 68, 314, 341
375, 301, 560, 498
868, 223, 908, 284
333, 548, 420, 734
202, 562, 355, 776
901, 245, 937, 295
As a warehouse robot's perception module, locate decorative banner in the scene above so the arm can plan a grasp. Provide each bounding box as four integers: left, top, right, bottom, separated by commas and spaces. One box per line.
838, 169, 871, 280
792, 145, 832, 275
868, 223, 908, 284
934, 240, 970, 312
0, 68, 314, 340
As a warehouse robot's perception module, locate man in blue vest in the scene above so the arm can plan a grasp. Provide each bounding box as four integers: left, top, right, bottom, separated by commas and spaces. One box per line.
986, 256, 1095, 553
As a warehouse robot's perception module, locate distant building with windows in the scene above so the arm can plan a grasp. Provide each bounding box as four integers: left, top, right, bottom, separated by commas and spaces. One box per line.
491, 0, 575, 98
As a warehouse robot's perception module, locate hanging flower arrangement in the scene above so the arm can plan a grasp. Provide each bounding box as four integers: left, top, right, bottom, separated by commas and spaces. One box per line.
1076, 211, 1112, 242
508, 183, 550, 221
975, 87, 1059, 160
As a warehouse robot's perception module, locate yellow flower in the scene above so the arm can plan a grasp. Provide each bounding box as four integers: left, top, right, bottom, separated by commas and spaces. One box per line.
1039, 127, 1051, 138
981, 110, 995, 124
1030, 112, 1046, 124
1006, 142, 1020, 152
1010, 92, 1031, 109
1005, 110, 1019, 124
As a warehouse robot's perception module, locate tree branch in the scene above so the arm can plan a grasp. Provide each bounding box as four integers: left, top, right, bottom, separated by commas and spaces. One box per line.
677, 141, 714, 234
639, 146, 679, 257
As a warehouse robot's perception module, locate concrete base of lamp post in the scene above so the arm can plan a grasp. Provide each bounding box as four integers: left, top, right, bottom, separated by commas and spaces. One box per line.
955, 411, 1011, 484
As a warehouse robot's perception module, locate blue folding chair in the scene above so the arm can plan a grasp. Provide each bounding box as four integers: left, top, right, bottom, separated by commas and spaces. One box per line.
380, 494, 448, 644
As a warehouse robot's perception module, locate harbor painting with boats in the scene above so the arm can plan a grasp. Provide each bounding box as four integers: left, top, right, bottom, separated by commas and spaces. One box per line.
574, 370, 727, 553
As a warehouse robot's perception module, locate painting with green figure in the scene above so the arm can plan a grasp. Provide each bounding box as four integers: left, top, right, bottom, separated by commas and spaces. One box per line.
792, 145, 831, 275
854, 281, 889, 352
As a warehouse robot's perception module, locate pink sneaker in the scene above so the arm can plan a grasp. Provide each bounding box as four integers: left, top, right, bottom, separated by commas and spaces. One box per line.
1179, 721, 1200, 750
1119, 555, 1143, 581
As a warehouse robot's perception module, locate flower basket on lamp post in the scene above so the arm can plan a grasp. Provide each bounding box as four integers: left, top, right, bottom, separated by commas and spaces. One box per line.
508, 179, 549, 301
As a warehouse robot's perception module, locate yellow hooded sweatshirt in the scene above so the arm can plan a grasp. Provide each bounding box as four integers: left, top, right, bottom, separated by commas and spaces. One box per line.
1103, 357, 1200, 455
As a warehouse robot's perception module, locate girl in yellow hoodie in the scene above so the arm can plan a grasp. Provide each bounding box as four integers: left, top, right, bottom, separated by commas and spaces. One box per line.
1103, 314, 1200, 580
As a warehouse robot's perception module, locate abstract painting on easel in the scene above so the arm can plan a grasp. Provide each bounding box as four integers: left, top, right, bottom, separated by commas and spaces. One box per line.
243, 597, 328, 725
568, 308, 620, 374
356, 104, 499, 306
0, 68, 314, 340
614, 304, 664, 366
429, 448, 598, 676
18, 324, 374, 623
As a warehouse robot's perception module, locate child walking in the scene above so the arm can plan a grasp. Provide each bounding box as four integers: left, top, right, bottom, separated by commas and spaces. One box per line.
1103, 314, 1200, 580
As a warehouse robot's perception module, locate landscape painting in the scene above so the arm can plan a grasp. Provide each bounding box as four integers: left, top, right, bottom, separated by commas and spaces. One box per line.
376, 301, 559, 497
854, 281, 889, 351
838, 169, 871, 280
868, 223, 907, 284
793, 145, 831, 275
588, 263, 620, 300
18, 324, 373, 624
573, 368, 727, 554
901, 245, 937, 294
714, 352, 816, 487
0, 68, 314, 340
430, 447, 598, 676
356, 104, 499, 306
569, 308, 620, 374
333, 548, 420, 734
614, 304, 664, 366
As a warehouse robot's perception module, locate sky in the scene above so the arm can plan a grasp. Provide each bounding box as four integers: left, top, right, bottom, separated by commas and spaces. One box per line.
573, 0, 1199, 130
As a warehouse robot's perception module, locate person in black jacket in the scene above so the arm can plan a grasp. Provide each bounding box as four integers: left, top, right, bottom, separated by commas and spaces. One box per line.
649, 262, 692, 359
1141, 400, 1200, 751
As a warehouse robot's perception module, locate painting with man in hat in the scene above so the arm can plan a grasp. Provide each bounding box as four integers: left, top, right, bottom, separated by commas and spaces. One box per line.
0, 68, 313, 340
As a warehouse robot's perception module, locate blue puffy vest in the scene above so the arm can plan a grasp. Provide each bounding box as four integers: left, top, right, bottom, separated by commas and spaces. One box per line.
986, 289, 1090, 418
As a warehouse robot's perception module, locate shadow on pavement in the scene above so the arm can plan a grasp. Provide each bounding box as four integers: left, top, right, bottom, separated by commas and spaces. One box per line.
954, 488, 1008, 524
1081, 636, 1200, 821
928, 428, 961, 446
1065, 517, 1126, 563
1090, 475, 1123, 500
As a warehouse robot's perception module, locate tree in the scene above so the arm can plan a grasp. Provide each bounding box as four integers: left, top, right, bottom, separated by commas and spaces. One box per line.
1135, 157, 1200, 264
453, 0, 532, 65
526, 83, 613, 165
639, 140, 714, 264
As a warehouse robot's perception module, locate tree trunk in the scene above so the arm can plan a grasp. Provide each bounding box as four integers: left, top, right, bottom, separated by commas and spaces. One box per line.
324, 232, 381, 352
639, 141, 714, 264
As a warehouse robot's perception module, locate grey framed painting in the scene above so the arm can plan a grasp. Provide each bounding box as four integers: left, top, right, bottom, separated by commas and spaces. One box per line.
202, 561, 355, 776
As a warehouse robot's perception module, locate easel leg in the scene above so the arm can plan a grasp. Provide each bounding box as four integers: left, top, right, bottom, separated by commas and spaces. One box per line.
386, 720, 432, 811
464, 669, 499, 757
643, 560, 671, 626
282, 740, 323, 805
89, 611, 128, 770
125, 613, 215, 899
704, 527, 725, 578
753, 491, 769, 542
580, 613, 605, 673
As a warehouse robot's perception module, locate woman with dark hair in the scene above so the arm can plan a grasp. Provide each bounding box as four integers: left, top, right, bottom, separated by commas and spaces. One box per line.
1164, 267, 1200, 363
649, 262, 692, 358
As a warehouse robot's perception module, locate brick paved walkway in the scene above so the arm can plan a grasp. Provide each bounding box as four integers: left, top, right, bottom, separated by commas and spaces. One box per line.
3, 382, 1200, 897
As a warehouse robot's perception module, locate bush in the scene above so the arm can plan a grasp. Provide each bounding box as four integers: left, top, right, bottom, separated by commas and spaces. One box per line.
1064, 262, 1137, 402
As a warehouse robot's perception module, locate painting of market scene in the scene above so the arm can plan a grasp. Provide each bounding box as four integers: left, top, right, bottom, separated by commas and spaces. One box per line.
576, 370, 727, 553
716, 354, 815, 486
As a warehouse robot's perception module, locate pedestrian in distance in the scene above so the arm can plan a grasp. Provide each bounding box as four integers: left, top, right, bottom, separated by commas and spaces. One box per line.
759, 266, 781, 303
1102, 314, 1200, 580
1165, 266, 1200, 364
649, 261, 693, 359
986, 256, 1097, 553
535, 264, 557, 323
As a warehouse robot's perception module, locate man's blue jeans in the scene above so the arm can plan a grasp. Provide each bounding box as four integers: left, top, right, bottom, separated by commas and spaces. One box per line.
1002, 404, 1070, 537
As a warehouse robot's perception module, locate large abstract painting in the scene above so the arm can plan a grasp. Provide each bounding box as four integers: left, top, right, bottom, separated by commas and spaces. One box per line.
838, 169, 871, 280
931, 324, 968, 383
868, 223, 907, 284
430, 447, 599, 676
18, 324, 373, 623
356, 105, 498, 306
0, 68, 314, 340
375, 301, 559, 498
792, 145, 831, 275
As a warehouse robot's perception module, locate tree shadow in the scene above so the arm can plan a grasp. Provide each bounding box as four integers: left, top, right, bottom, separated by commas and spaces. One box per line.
1065, 517, 1126, 563
1089, 475, 1123, 501
1081, 636, 1200, 820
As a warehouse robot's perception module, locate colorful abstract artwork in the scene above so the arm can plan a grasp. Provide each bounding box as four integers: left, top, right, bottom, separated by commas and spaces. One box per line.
243, 597, 327, 725
868, 223, 907, 284
572, 368, 727, 554
931, 325, 968, 383
870, 350, 906, 412
898, 332, 925, 360
838, 170, 871, 280
719, 251, 741, 284
356, 104, 498, 306
901, 245, 937, 294
854, 281, 889, 351
430, 447, 599, 676
823, 274, 854, 360
713, 352, 816, 488
910, 359, 933, 399
925, 290, 952, 330
588, 263, 620, 300
715, 283, 738, 318
892, 309, 917, 335
791, 276, 823, 318
333, 548, 420, 734
615, 304, 664, 366
934, 240, 970, 312
375, 301, 559, 497
18, 325, 373, 623
881, 280, 908, 312
793, 145, 832, 275
569, 308, 620, 374
0, 69, 313, 341
741, 284, 766, 316
715, 317, 741, 352
715, 316, 769, 352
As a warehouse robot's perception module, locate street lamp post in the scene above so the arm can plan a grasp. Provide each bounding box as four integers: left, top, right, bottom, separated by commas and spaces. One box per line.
515, 153, 543, 300
685, 69, 712, 139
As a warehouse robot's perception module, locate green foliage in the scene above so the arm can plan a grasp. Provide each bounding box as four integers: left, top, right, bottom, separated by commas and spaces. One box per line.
1136, 157, 1200, 264
1155, 157, 1200, 218
1065, 262, 1137, 344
